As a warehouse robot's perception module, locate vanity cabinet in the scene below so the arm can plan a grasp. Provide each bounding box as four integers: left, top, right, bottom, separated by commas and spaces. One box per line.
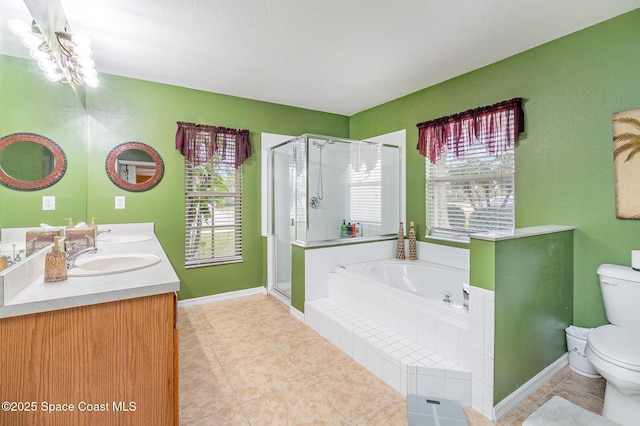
0, 292, 178, 425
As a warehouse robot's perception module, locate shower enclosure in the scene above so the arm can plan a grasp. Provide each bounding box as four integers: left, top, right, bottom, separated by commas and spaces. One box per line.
268, 134, 400, 300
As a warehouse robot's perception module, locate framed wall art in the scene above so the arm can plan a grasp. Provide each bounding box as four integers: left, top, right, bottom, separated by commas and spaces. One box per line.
613, 107, 640, 219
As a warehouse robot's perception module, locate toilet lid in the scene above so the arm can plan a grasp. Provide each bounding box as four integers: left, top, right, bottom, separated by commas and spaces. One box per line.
588, 325, 640, 370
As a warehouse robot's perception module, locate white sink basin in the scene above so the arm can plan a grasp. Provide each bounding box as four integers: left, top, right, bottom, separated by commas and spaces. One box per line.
68, 253, 161, 277
97, 235, 153, 245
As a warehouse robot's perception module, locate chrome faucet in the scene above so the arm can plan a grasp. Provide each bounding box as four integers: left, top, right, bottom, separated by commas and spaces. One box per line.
97, 229, 112, 237
67, 247, 98, 269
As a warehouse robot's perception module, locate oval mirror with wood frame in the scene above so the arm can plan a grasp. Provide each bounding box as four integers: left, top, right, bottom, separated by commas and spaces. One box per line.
0, 132, 67, 191
105, 142, 164, 192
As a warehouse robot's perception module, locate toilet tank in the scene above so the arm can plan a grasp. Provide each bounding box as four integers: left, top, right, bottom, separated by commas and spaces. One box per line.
597, 264, 640, 329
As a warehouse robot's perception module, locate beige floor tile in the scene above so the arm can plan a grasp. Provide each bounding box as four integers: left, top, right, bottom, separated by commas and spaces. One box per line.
210, 327, 280, 365
565, 370, 606, 400
178, 295, 608, 425
201, 308, 250, 332
286, 336, 353, 377
241, 381, 349, 426
221, 350, 306, 402
258, 317, 320, 349
182, 403, 250, 426
463, 407, 498, 426
552, 380, 605, 415
237, 301, 292, 326
179, 334, 220, 375
180, 366, 238, 425
352, 397, 407, 426
314, 361, 400, 422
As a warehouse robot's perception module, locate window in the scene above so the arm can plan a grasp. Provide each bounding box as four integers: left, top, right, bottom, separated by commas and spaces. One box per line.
349, 143, 382, 224
426, 141, 514, 238
418, 98, 522, 239
185, 133, 243, 267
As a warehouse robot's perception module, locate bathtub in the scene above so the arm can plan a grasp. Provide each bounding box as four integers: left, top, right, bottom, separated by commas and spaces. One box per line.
332, 258, 470, 328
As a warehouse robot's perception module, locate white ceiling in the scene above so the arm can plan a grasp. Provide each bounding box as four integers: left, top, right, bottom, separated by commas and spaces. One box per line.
1, 1, 639, 115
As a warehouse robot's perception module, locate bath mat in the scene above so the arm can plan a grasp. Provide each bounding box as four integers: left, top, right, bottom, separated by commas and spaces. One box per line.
522, 396, 618, 426
406, 395, 467, 425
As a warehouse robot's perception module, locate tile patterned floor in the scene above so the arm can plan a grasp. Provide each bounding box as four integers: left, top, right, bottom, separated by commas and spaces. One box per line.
178, 293, 606, 425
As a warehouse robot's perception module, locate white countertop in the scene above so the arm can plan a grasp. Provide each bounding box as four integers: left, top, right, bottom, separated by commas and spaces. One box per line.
0, 223, 180, 318
470, 225, 576, 241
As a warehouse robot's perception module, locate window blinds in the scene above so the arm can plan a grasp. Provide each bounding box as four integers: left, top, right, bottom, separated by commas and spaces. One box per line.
185, 133, 243, 267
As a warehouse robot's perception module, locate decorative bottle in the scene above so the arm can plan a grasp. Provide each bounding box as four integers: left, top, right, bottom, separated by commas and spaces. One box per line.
44, 236, 67, 283
409, 221, 417, 261
396, 222, 405, 260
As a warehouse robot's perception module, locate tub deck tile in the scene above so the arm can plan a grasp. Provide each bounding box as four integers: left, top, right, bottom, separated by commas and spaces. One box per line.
305, 297, 471, 402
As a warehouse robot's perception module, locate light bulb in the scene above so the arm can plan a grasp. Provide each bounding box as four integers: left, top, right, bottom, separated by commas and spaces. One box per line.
30, 47, 51, 60
84, 76, 100, 88
8, 19, 30, 36
45, 69, 65, 82
80, 67, 97, 78
19, 32, 44, 48
77, 56, 95, 68
74, 45, 93, 58
71, 33, 92, 48
37, 58, 58, 71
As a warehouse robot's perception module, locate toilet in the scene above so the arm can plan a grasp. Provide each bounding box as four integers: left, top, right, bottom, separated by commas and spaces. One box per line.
585, 264, 640, 426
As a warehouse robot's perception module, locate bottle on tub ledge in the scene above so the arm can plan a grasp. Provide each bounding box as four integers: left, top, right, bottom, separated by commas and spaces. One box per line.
396, 222, 405, 260
340, 220, 348, 238
409, 221, 417, 260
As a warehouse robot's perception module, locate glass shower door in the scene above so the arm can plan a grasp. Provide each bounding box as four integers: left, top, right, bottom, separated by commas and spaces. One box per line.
270, 142, 295, 300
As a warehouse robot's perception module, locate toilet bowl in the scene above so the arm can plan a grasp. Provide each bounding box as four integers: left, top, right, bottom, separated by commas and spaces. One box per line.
585, 264, 640, 426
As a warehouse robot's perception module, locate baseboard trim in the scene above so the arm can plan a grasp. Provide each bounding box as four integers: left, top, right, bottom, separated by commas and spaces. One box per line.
177, 286, 266, 307
290, 306, 305, 322
494, 353, 569, 420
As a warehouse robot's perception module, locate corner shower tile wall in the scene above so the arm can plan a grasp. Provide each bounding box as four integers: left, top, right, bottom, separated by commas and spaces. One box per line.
307, 142, 350, 242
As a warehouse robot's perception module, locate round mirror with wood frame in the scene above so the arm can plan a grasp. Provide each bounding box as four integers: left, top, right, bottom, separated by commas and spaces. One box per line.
0, 132, 67, 191
105, 142, 164, 192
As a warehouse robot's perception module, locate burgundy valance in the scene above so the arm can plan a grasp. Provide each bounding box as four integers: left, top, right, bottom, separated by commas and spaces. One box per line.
175, 121, 252, 168
417, 98, 524, 164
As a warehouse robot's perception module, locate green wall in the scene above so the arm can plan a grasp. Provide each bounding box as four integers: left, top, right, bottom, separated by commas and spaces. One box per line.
483, 231, 574, 404
350, 9, 640, 328
2, 9, 640, 317
0, 55, 349, 300
0, 55, 87, 226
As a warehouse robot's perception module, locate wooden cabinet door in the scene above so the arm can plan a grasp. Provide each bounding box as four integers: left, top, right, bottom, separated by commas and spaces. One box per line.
0, 293, 177, 425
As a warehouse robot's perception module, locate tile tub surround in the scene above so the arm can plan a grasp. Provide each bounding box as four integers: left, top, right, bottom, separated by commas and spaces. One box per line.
302, 241, 500, 416
305, 280, 495, 414
178, 293, 605, 425
304, 240, 469, 302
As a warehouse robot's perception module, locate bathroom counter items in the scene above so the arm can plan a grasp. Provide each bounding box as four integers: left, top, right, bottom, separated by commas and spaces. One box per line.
0, 223, 180, 319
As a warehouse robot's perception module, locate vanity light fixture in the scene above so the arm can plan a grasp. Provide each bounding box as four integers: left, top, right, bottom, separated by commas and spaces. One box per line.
8, 18, 100, 88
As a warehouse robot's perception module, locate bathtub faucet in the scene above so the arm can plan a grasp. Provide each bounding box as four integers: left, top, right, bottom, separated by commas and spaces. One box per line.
443, 290, 453, 303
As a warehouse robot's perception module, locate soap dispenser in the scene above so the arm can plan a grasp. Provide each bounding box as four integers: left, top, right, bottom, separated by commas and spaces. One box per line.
44, 236, 68, 283
87, 216, 98, 245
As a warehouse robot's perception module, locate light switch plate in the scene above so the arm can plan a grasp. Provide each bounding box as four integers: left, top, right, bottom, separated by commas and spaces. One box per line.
115, 196, 125, 209
42, 196, 56, 210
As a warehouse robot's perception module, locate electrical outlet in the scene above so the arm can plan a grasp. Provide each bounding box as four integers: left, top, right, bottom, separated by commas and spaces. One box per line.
42, 196, 56, 210
115, 196, 125, 209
